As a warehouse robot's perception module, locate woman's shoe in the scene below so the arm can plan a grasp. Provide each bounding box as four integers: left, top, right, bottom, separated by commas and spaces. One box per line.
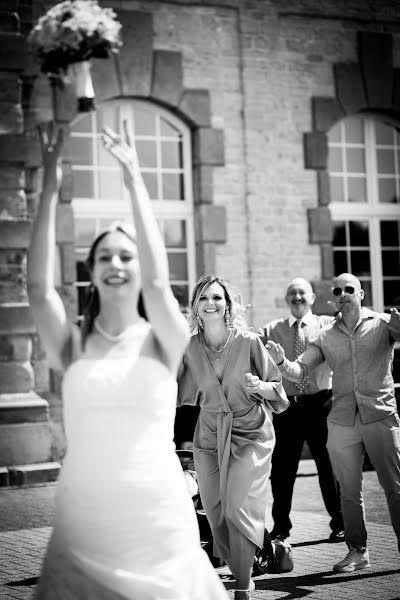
234, 579, 255, 599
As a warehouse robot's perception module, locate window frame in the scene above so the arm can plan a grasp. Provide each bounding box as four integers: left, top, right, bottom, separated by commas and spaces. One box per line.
70, 99, 197, 310
329, 115, 400, 313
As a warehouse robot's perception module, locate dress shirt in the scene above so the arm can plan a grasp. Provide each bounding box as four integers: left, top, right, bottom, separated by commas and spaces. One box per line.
259, 310, 332, 396
282, 307, 400, 426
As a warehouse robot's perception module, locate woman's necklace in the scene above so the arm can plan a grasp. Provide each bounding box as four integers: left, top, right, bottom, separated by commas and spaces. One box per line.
202, 329, 233, 360
94, 318, 140, 343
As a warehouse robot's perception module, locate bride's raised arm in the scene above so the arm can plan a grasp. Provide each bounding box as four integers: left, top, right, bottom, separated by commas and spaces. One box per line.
27, 123, 78, 370
102, 122, 189, 372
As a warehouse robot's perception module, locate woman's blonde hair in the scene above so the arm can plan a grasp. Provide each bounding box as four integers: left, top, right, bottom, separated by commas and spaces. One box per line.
187, 275, 247, 333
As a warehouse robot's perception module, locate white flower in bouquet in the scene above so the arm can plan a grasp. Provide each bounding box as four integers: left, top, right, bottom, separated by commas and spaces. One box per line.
28, 0, 122, 112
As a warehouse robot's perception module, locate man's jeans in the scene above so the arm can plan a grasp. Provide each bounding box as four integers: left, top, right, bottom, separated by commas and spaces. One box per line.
327, 412, 400, 550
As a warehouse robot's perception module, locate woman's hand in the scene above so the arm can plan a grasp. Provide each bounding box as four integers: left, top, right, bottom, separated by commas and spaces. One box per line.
38, 122, 64, 196
245, 372, 263, 394
264, 340, 285, 365
102, 121, 141, 189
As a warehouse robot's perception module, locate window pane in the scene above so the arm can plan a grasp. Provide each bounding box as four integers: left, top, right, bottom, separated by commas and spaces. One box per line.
75, 219, 96, 246
160, 119, 181, 138
97, 137, 119, 168
167, 252, 188, 280
71, 137, 93, 165
133, 109, 156, 136
161, 141, 183, 169
346, 148, 365, 173
347, 177, 366, 203
383, 280, 400, 307
73, 114, 92, 134
99, 218, 125, 231
136, 140, 157, 169
77, 260, 90, 282
73, 170, 94, 198
77, 284, 90, 316
329, 122, 341, 142
328, 147, 342, 171
381, 221, 400, 246
351, 250, 371, 276
162, 173, 184, 200
375, 121, 394, 145
349, 221, 369, 246
171, 284, 189, 309
378, 178, 398, 204
361, 280, 373, 307
98, 170, 123, 200
142, 172, 158, 200
330, 177, 344, 202
164, 220, 187, 248
382, 250, 400, 275
96, 106, 119, 132
333, 222, 346, 246
333, 250, 348, 274
345, 117, 364, 143
377, 149, 395, 174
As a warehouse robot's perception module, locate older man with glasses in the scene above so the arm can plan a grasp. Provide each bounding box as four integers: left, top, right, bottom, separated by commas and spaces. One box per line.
266, 272, 400, 573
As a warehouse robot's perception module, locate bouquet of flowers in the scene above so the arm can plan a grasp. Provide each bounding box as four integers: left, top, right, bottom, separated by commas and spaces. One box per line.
28, 0, 122, 112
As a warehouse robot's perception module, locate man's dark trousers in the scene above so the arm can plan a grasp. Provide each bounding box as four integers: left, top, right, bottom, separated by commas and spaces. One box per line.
271, 389, 343, 535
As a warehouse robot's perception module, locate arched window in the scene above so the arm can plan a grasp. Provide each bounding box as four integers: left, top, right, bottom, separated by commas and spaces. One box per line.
328, 114, 400, 396
70, 100, 196, 312
328, 114, 400, 312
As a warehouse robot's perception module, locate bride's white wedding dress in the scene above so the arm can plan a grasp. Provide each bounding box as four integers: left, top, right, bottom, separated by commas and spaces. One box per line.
34, 319, 227, 599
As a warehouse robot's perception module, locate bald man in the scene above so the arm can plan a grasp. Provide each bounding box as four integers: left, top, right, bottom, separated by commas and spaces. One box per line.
258, 278, 344, 544
266, 273, 400, 573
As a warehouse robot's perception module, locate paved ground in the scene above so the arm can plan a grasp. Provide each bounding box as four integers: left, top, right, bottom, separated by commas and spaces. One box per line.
0, 461, 399, 600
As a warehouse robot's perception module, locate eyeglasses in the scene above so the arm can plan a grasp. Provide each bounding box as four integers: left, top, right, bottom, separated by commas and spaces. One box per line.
332, 285, 356, 297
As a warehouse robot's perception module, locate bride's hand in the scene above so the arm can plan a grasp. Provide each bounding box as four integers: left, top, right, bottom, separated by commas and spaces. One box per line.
38, 122, 64, 196
102, 121, 141, 188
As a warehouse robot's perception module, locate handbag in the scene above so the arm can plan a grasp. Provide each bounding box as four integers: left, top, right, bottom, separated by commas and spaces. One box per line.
253, 531, 294, 575
271, 539, 294, 573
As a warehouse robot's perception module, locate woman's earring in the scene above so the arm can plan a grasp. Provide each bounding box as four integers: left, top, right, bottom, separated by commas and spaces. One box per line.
225, 309, 231, 327
196, 313, 203, 330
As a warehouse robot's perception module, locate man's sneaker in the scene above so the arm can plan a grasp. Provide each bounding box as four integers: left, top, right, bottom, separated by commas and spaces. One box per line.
333, 547, 370, 573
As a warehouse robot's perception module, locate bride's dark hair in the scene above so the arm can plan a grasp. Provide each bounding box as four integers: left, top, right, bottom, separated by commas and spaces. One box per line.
80, 222, 147, 347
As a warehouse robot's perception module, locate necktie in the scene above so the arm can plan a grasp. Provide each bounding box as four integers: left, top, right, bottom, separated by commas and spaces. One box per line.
293, 319, 309, 394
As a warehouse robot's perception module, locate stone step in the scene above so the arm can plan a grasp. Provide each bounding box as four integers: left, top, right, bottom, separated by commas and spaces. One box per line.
0, 461, 61, 487
0, 392, 49, 424
0, 422, 56, 465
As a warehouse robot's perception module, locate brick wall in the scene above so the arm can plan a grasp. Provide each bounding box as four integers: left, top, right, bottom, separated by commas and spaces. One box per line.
1, 0, 400, 467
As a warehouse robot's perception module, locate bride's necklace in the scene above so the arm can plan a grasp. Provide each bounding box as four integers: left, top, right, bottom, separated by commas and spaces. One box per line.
202, 329, 233, 356
94, 318, 139, 343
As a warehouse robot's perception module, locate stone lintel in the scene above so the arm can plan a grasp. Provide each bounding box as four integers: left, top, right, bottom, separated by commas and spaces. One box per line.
307, 207, 332, 244
179, 89, 211, 127
193, 128, 225, 166
334, 63, 366, 115
116, 10, 153, 97
358, 31, 393, 110
151, 50, 183, 108
312, 97, 344, 133
196, 204, 227, 243
303, 132, 328, 170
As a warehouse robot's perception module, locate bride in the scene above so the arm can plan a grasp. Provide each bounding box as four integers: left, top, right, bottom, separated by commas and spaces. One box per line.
28, 120, 228, 600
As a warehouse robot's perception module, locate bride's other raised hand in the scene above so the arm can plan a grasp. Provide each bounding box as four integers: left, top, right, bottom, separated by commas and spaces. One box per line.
37, 122, 64, 196
102, 121, 141, 188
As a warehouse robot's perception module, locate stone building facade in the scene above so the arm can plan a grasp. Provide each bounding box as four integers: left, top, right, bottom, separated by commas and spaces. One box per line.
0, 0, 399, 481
